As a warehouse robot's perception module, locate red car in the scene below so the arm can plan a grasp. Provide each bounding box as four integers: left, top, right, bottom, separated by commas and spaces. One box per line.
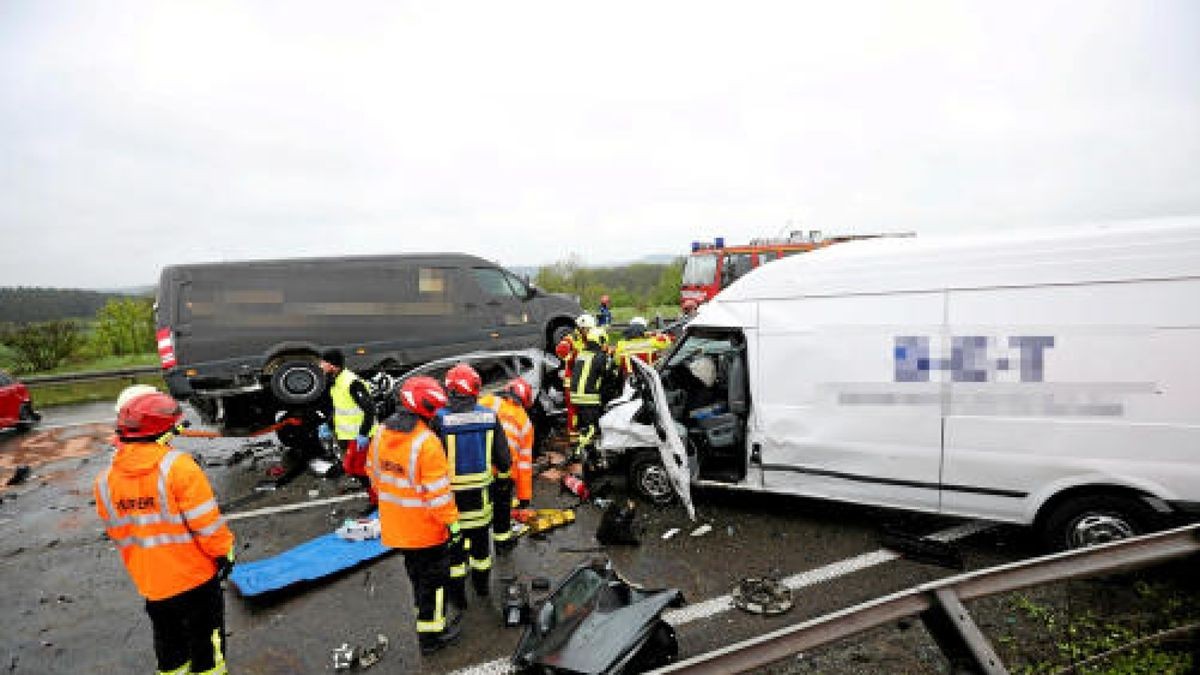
0, 369, 40, 432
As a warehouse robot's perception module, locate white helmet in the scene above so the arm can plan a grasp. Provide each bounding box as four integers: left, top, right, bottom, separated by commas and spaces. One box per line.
629, 316, 647, 328
687, 356, 717, 387
576, 313, 597, 330
114, 384, 160, 412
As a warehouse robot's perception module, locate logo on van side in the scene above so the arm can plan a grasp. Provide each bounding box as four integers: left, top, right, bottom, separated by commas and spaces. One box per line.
894, 336, 1055, 383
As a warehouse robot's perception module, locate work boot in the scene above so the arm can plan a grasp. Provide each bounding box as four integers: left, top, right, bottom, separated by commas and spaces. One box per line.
419, 623, 461, 655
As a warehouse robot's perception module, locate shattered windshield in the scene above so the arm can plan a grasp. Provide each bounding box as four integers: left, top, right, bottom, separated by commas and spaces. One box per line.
681, 254, 717, 286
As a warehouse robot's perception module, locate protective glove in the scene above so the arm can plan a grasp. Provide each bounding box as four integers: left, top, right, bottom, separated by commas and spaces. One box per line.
447, 522, 463, 547
317, 424, 333, 441
216, 547, 236, 581
356, 435, 371, 451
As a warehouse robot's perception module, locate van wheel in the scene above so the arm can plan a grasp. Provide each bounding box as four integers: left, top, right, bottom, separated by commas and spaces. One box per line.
1040, 494, 1154, 552
549, 323, 573, 351
269, 360, 326, 406
629, 451, 675, 505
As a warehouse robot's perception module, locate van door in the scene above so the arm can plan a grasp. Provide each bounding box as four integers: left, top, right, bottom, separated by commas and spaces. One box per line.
632, 358, 696, 519
468, 267, 539, 349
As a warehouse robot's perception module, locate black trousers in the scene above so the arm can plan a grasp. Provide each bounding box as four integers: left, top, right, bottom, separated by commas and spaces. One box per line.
490, 478, 514, 540
144, 575, 225, 673
402, 543, 450, 636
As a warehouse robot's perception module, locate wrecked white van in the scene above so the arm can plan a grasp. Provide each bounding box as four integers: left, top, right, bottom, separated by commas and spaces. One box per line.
598, 218, 1200, 549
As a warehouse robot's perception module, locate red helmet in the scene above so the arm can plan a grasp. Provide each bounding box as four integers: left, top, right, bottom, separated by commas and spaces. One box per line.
505, 377, 534, 409
600, 294, 610, 306
445, 363, 482, 397
117, 392, 183, 438
398, 376, 449, 419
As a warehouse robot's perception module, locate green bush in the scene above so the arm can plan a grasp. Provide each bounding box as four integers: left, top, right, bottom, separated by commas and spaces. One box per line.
0, 320, 84, 372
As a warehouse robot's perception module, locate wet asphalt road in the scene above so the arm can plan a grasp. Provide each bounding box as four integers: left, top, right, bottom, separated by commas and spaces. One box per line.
0, 405, 1041, 674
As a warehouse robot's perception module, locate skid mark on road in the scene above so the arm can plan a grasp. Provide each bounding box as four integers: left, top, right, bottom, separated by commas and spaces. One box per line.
448, 520, 993, 675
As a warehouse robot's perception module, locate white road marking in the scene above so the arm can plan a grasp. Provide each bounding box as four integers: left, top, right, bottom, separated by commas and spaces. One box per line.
225, 493, 367, 522
447, 520, 993, 675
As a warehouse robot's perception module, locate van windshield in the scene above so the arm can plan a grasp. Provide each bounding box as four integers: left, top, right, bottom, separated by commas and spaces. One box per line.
681, 254, 717, 287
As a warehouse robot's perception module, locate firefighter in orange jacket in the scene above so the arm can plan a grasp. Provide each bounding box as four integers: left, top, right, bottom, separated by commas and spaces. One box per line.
481, 377, 536, 551
368, 376, 462, 654
95, 388, 236, 675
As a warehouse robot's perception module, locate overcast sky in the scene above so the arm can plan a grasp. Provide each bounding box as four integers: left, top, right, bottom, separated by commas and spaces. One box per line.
1, 1, 1198, 288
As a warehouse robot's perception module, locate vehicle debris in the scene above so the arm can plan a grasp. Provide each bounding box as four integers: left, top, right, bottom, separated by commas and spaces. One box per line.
689, 524, 713, 537
595, 500, 640, 545
331, 643, 356, 672
731, 577, 793, 615
512, 558, 683, 674
6, 465, 31, 486
335, 518, 381, 542
879, 528, 965, 570
502, 580, 531, 627
661, 527, 681, 540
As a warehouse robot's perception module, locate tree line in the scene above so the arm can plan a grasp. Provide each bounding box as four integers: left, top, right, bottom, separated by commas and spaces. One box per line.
0, 286, 140, 323
534, 256, 683, 310
0, 297, 155, 373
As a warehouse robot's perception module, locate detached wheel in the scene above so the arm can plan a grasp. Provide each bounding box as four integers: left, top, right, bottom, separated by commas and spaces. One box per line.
629, 451, 675, 505
1040, 493, 1155, 552
269, 360, 325, 406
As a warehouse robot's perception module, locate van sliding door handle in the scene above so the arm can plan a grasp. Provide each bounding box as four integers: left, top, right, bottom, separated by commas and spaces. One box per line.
463, 302, 478, 310
750, 443, 762, 465
486, 300, 502, 307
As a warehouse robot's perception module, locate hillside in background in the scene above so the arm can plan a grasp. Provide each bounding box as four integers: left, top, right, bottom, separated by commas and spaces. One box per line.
0, 287, 146, 324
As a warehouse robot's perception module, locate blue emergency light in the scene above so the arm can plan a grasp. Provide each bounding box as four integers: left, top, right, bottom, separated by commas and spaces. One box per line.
715, 237, 725, 248
691, 241, 700, 252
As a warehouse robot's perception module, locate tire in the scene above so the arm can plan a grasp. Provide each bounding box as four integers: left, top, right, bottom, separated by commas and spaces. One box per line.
269, 360, 326, 406
628, 451, 676, 505
1040, 493, 1155, 552
14, 403, 39, 432
549, 323, 573, 351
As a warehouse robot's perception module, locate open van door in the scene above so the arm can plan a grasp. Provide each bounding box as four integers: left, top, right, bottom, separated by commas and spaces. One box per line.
631, 358, 695, 519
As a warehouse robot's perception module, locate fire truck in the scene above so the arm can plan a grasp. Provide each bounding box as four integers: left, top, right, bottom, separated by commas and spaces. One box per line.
679, 230, 910, 307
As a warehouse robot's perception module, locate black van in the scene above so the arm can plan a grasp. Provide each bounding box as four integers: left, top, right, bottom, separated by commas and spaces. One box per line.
155, 253, 580, 442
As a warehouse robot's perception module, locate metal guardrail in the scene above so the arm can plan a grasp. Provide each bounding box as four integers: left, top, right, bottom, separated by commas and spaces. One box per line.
22, 365, 160, 386
656, 523, 1200, 675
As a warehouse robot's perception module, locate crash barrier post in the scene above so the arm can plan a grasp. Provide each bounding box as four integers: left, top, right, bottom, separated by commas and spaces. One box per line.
653, 523, 1200, 675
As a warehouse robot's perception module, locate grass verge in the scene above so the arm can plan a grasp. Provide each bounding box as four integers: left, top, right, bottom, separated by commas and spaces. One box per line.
29, 374, 166, 408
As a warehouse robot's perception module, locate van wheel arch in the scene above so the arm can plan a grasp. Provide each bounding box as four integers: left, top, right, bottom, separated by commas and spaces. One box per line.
1035, 487, 1160, 552
547, 319, 574, 351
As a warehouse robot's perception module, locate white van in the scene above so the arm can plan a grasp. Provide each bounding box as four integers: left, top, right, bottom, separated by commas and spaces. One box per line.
598, 218, 1200, 549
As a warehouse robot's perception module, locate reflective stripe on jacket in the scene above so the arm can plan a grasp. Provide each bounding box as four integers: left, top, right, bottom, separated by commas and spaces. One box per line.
569, 349, 610, 406
94, 442, 234, 601
330, 369, 377, 440
368, 422, 458, 549
480, 394, 534, 501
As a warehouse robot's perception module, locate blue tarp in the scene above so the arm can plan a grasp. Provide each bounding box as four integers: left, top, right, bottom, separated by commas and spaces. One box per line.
231, 516, 392, 597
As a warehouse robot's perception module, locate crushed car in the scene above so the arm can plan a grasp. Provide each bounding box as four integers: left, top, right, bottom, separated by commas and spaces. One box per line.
512, 557, 683, 674
0, 369, 41, 433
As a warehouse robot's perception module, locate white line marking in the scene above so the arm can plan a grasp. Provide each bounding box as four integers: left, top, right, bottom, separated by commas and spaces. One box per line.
446, 520, 993, 675
225, 493, 367, 522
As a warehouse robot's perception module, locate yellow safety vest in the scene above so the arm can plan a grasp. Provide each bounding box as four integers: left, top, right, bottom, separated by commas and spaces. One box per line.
330, 369, 377, 440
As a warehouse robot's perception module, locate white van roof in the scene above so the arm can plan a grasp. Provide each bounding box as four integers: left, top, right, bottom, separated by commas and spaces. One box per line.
710, 217, 1200, 305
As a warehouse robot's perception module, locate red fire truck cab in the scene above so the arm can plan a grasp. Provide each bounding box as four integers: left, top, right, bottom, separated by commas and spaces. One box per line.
679, 231, 909, 307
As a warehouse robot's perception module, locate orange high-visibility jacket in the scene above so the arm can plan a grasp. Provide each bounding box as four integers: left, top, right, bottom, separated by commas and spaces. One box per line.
368, 418, 459, 549
480, 393, 534, 502
94, 442, 234, 601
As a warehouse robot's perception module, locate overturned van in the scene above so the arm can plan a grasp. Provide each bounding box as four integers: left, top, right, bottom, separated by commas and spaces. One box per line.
155, 253, 580, 441
598, 218, 1200, 549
